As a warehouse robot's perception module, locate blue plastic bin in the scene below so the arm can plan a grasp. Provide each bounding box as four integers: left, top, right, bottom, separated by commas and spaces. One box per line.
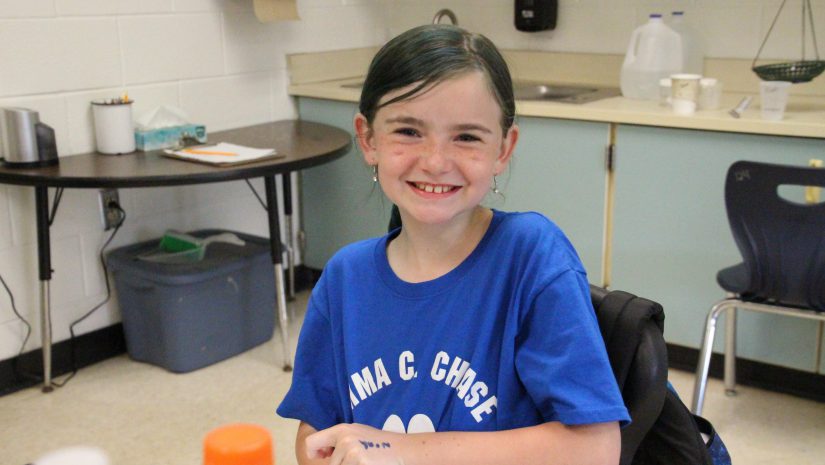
107, 229, 275, 373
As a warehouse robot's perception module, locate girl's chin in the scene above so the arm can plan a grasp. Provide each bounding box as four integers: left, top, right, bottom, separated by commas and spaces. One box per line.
398, 206, 479, 227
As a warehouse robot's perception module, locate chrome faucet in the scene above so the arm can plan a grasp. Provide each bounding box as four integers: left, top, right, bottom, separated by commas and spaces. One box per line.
432, 8, 458, 25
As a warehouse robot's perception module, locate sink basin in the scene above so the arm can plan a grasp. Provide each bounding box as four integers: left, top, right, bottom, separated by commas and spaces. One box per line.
512, 82, 620, 103
339, 80, 619, 104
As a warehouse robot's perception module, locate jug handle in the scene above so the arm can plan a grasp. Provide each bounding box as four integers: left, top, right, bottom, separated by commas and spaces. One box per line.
624, 28, 642, 63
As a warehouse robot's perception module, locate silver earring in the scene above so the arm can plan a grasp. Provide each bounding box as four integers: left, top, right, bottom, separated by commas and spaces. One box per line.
372, 165, 378, 183
492, 176, 501, 194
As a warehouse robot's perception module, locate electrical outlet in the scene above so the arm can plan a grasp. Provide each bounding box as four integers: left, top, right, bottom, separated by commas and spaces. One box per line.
99, 188, 120, 230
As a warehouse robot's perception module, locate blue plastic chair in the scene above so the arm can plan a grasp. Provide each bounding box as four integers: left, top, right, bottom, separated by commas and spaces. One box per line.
692, 160, 825, 415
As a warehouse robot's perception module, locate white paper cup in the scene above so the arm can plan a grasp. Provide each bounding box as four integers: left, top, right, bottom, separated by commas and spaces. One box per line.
698, 78, 722, 110
658, 78, 672, 106
670, 73, 702, 115
92, 100, 135, 154
760, 81, 792, 121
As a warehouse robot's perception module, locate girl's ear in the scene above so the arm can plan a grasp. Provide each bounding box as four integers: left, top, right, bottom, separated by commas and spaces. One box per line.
494, 123, 519, 175
354, 113, 378, 165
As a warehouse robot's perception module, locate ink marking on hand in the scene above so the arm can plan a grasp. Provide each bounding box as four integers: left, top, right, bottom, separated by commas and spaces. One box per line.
359, 440, 392, 450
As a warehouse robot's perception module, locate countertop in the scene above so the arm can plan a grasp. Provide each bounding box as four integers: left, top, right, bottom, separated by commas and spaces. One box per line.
286, 48, 825, 140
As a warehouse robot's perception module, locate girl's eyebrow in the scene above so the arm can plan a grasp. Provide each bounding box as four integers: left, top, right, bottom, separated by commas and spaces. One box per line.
452, 123, 493, 134
384, 116, 424, 126
384, 116, 492, 134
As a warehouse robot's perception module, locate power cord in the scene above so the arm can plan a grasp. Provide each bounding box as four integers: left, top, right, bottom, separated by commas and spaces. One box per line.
0, 272, 33, 382
51, 201, 126, 388
1, 200, 126, 388
48, 187, 64, 226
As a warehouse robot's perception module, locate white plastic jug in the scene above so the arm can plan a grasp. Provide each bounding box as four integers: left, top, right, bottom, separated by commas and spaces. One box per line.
620, 14, 683, 100
670, 11, 705, 75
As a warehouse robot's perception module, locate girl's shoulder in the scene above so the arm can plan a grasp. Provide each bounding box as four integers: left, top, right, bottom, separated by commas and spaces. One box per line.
493, 210, 565, 242
490, 210, 585, 273
325, 235, 384, 271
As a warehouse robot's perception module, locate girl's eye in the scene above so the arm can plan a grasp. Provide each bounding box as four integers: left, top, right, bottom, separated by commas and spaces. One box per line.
456, 133, 481, 143
394, 127, 420, 137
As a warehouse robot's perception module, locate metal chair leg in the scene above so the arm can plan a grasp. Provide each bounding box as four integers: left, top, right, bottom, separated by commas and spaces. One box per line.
724, 306, 738, 396
692, 299, 737, 415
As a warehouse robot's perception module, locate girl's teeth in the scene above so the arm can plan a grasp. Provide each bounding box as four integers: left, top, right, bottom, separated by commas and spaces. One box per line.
415, 182, 453, 193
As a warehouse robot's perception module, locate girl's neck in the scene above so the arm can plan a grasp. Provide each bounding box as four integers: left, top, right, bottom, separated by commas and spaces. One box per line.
387, 206, 493, 283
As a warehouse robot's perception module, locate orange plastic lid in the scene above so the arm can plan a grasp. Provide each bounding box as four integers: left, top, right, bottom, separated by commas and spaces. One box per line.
203, 423, 273, 465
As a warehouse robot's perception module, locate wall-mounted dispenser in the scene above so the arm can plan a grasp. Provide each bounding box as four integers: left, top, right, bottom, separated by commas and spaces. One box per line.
515, 0, 557, 32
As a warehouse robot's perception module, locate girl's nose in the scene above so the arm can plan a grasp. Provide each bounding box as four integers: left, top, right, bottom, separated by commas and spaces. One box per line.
421, 140, 452, 172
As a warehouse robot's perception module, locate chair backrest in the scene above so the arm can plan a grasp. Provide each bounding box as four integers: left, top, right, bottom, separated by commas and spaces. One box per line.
590, 285, 668, 465
725, 160, 825, 310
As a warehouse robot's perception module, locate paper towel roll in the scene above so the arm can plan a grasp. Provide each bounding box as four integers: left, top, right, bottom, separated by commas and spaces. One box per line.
254, 0, 299, 22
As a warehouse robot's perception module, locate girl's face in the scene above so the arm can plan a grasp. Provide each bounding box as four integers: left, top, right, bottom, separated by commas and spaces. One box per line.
355, 71, 519, 228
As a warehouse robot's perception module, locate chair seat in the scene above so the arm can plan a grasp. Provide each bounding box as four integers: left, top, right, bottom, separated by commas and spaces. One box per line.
716, 263, 751, 295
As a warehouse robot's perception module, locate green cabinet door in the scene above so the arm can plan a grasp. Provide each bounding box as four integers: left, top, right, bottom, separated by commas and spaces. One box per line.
499, 116, 609, 279
612, 125, 825, 371
299, 98, 392, 269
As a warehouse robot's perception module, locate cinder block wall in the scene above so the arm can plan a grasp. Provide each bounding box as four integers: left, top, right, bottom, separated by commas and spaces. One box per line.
0, 0, 385, 362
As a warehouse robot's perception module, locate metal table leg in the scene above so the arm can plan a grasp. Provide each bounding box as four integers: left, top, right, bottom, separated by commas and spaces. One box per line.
264, 176, 293, 372
282, 173, 295, 301
35, 186, 54, 392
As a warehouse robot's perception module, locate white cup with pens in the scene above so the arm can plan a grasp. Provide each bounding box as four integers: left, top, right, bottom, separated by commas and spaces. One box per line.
92, 94, 135, 154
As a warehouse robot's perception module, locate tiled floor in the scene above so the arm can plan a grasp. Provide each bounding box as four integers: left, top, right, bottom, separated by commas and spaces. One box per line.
3, 290, 824, 465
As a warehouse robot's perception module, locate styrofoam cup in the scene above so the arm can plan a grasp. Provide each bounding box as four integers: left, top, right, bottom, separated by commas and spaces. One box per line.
698, 78, 723, 110
760, 81, 792, 121
670, 73, 702, 115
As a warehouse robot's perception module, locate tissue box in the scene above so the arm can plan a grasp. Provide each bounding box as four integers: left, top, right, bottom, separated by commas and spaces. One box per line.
135, 124, 206, 151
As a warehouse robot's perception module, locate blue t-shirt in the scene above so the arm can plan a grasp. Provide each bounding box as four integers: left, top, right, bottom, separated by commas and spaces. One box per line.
277, 210, 629, 434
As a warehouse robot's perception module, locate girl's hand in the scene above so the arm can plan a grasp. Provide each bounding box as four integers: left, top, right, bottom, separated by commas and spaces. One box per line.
305, 423, 406, 465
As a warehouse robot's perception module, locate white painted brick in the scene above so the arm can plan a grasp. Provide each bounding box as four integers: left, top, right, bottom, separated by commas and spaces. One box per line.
119, 14, 225, 85
48, 189, 105, 239
174, 0, 252, 13
49, 234, 87, 306
0, 321, 32, 357
80, 228, 112, 298
55, 0, 173, 16
222, 12, 283, 74
696, 5, 762, 58
6, 186, 35, 248
271, 69, 298, 120
0, 244, 39, 334
0, 19, 121, 97
0, 187, 11, 250
123, 83, 182, 128
179, 73, 272, 131
530, 4, 637, 54
0, 95, 70, 159
280, 5, 385, 53
0, 0, 55, 18
469, 5, 532, 51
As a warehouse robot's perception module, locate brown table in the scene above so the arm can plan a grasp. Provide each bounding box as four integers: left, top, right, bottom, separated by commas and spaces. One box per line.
0, 120, 351, 391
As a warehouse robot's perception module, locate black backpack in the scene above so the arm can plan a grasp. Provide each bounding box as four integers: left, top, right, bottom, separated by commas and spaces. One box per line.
591, 287, 732, 465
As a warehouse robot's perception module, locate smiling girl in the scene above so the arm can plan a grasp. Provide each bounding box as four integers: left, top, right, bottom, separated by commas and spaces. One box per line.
277, 24, 629, 465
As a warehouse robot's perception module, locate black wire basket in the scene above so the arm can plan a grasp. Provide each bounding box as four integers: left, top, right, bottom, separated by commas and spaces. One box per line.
752, 60, 825, 82
752, 0, 824, 83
